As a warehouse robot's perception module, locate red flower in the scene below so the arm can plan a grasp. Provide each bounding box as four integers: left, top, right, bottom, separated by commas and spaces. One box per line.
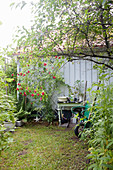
26, 87, 28, 90
31, 94, 34, 97
20, 92, 22, 94
24, 92, 27, 96
40, 87, 42, 89
20, 73, 22, 76
40, 97, 42, 101
49, 72, 51, 74
55, 56, 57, 58
17, 73, 19, 76
31, 102, 33, 104
37, 93, 39, 96
27, 64, 29, 66
13, 79, 15, 82
11, 74, 13, 76
21, 87, 23, 90
29, 90, 31, 93
58, 57, 61, 59
16, 88, 19, 91
53, 76, 56, 79
44, 63, 47, 66
18, 83, 21, 86
42, 92, 44, 95
34, 90, 36, 93
23, 74, 25, 76
28, 71, 30, 73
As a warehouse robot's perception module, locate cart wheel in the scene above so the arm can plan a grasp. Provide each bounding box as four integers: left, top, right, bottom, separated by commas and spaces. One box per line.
74, 124, 84, 138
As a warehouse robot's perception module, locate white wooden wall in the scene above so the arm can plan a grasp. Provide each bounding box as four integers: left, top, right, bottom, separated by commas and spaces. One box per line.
59, 60, 113, 100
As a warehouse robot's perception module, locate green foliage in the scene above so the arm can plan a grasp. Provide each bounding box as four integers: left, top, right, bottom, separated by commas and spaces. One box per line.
82, 68, 113, 169
5, 58, 17, 97
13, 0, 113, 70
15, 55, 66, 123
0, 55, 16, 154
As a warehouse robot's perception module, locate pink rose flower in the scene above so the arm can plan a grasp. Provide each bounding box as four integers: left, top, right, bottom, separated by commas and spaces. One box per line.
44, 63, 47, 66
23, 74, 25, 76
42, 92, 44, 95
28, 70, 30, 73
34, 90, 36, 93
18, 83, 21, 86
31, 94, 34, 97
11, 74, 13, 76
37, 93, 39, 96
53, 76, 56, 79
29, 90, 31, 93
21, 87, 23, 90
55, 56, 57, 58
40, 97, 42, 101
58, 57, 61, 59
16, 88, 19, 91
20, 73, 22, 76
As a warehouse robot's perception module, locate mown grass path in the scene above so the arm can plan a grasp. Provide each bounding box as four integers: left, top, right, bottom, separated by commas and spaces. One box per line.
0, 123, 89, 170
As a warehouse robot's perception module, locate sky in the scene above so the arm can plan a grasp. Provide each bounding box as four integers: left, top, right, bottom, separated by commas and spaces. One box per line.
0, 0, 35, 48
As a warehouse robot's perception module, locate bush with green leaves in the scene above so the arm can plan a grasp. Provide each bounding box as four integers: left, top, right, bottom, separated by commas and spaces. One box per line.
0, 55, 16, 154
15, 55, 66, 123
82, 69, 113, 169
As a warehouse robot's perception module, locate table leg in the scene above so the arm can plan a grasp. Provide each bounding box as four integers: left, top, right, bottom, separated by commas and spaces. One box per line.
58, 105, 61, 126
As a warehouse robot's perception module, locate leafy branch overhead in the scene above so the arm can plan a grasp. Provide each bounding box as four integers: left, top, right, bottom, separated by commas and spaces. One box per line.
13, 0, 113, 70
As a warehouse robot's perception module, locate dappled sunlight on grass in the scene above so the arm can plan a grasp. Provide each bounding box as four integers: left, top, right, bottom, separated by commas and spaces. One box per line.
0, 124, 89, 169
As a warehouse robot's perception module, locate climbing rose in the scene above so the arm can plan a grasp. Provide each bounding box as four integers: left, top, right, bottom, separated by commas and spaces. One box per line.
18, 83, 21, 86
11, 74, 13, 76
49, 72, 51, 74
28, 70, 30, 73
16, 88, 19, 91
17, 73, 19, 76
55, 56, 57, 58
23, 74, 25, 76
31, 102, 33, 104
21, 87, 23, 90
34, 90, 36, 93
20, 92, 22, 94
37, 93, 39, 96
13, 79, 15, 82
40, 97, 42, 101
53, 76, 56, 79
44, 63, 47, 66
29, 90, 31, 93
24, 92, 27, 96
42, 92, 44, 95
20, 73, 22, 76
31, 94, 34, 97
58, 57, 61, 59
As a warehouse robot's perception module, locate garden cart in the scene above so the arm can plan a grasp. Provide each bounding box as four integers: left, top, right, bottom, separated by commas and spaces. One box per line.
71, 103, 91, 137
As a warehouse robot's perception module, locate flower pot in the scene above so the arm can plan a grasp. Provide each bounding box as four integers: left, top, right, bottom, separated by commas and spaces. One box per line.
16, 120, 23, 127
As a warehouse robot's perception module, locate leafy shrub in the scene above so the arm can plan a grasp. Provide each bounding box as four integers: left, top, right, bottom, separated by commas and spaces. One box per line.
0, 56, 16, 154
83, 70, 113, 169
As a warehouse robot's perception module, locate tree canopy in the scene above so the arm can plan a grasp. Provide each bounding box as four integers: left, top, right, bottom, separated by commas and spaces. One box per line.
13, 0, 113, 70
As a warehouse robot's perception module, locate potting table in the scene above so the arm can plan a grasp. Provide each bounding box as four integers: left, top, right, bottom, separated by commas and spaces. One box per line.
57, 102, 83, 125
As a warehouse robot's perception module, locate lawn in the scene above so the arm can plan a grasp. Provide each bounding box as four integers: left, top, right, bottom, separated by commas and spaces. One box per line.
0, 123, 89, 170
